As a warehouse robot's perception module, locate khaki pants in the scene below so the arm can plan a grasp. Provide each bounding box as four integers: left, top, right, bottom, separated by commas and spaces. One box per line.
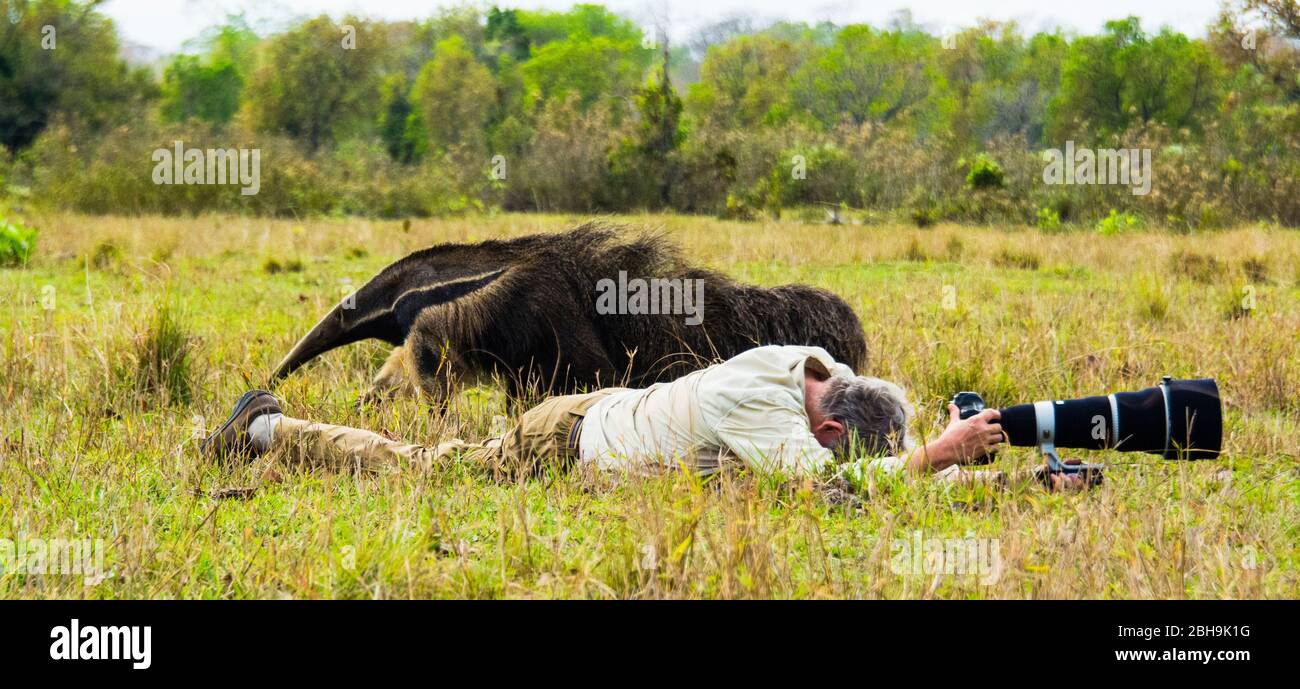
270, 389, 623, 478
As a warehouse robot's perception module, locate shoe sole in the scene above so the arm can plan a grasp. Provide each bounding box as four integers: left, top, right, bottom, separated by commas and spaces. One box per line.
202, 390, 268, 454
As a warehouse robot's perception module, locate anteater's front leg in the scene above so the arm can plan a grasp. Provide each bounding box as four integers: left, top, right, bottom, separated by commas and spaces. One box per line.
357, 343, 419, 407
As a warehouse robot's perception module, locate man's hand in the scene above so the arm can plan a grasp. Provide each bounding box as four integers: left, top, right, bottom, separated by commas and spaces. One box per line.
938, 404, 1004, 464
903, 405, 1005, 473
1038, 460, 1102, 492
1004, 461, 1102, 491
1048, 472, 1088, 492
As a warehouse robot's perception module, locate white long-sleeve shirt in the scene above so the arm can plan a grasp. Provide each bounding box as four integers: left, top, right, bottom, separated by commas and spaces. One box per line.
577, 345, 906, 477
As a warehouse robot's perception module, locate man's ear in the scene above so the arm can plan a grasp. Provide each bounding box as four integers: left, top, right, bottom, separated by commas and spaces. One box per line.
813, 418, 845, 446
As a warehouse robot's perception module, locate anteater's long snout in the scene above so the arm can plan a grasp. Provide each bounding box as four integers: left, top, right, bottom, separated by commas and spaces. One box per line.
269, 304, 349, 383
267, 258, 500, 386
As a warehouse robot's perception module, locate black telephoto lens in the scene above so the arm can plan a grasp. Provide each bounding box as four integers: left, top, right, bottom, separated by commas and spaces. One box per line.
997, 378, 1221, 460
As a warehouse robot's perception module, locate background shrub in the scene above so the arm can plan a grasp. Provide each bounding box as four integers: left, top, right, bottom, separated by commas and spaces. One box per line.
0, 217, 37, 266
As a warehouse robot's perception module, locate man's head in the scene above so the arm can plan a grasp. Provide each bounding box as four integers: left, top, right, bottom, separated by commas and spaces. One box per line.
807, 375, 914, 460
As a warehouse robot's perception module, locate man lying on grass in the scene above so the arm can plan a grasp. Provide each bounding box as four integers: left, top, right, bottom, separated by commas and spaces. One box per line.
202, 345, 1087, 491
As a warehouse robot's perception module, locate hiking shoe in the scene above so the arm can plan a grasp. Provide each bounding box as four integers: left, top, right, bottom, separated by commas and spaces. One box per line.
201, 390, 282, 458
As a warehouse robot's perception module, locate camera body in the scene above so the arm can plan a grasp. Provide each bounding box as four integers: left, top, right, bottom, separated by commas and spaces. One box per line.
951, 391, 987, 421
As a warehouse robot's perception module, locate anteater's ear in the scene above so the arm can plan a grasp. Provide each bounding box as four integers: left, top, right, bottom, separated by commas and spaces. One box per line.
268, 262, 509, 384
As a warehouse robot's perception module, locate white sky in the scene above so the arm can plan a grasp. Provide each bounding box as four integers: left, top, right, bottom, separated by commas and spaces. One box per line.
101, 0, 1226, 54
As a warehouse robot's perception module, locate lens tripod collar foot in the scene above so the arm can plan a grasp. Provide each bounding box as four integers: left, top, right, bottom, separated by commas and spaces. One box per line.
1035, 447, 1105, 489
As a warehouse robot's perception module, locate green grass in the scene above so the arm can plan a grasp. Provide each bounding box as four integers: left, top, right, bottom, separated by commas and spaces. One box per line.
0, 212, 1297, 598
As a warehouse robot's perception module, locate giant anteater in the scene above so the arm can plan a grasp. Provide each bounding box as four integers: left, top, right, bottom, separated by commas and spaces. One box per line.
270, 223, 868, 402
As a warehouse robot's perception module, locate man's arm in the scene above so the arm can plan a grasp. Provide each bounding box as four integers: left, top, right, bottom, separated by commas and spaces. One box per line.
851, 404, 1005, 478
844, 407, 1092, 491
715, 394, 1004, 480
907, 404, 1003, 472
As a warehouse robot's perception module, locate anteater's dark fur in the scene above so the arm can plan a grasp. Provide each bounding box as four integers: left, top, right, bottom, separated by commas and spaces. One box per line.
271, 223, 868, 399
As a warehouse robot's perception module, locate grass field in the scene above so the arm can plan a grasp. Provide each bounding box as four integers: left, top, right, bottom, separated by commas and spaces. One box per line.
1, 212, 1297, 598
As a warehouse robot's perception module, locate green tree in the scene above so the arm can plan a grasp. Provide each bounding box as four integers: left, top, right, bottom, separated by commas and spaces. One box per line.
610, 49, 684, 207
196, 18, 259, 75
1050, 17, 1224, 138
486, 53, 534, 158
520, 34, 650, 109
486, 7, 530, 62
509, 6, 651, 110
244, 15, 384, 151
793, 24, 945, 128
377, 74, 417, 162
687, 34, 804, 129
0, 0, 154, 151
515, 4, 645, 46
161, 16, 261, 125
409, 35, 496, 155
1210, 1, 1300, 102
159, 55, 242, 124
937, 23, 1066, 147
